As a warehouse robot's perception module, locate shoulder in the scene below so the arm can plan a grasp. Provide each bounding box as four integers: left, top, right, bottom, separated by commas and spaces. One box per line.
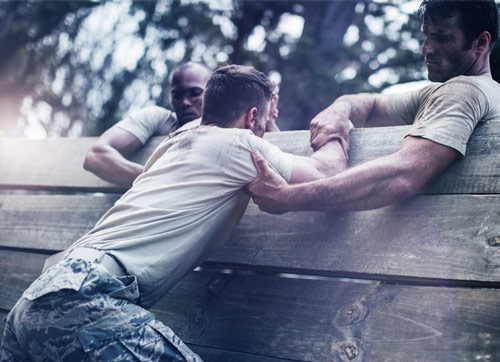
231, 128, 276, 150
199, 127, 279, 158
417, 76, 490, 107
435, 75, 489, 96
206, 127, 259, 142
130, 106, 179, 134
386, 81, 438, 106
116, 106, 178, 142
128, 106, 176, 121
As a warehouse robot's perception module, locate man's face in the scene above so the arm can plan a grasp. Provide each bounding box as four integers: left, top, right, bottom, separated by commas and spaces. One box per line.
421, 15, 478, 82
251, 101, 271, 138
171, 67, 209, 125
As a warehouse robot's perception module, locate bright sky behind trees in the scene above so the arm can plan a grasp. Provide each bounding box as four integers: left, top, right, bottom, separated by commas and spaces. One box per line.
0, 0, 498, 138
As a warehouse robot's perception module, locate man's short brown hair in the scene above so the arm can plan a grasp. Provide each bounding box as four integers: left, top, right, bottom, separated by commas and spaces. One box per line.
201, 65, 275, 127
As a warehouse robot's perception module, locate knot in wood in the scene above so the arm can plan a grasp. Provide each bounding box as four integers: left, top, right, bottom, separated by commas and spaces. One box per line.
208, 276, 225, 295
334, 301, 367, 327
332, 339, 363, 361
487, 235, 500, 247
346, 307, 358, 316
344, 344, 357, 360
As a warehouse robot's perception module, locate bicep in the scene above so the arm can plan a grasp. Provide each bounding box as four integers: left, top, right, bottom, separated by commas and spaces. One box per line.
362, 94, 401, 128
398, 136, 460, 190
289, 155, 324, 184
97, 127, 143, 157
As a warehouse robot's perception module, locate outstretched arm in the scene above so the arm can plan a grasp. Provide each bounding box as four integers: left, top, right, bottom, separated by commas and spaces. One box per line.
83, 127, 144, 186
310, 93, 400, 152
288, 139, 347, 183
249, 136, 459, 214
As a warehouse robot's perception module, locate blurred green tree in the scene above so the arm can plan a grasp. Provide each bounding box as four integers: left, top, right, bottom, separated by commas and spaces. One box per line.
0, 0, 497, 137
0, 1, 97, 137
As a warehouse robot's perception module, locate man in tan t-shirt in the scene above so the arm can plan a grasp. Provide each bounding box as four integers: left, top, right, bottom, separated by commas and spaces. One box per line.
0, 65, 346, 362
83, 62, 281, 186
248, 0, 500, 214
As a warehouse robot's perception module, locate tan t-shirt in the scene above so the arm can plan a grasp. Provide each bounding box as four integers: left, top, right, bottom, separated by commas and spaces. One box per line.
116, 106, 179, 144
387, 75, 500, 155
71, 126, 293, 308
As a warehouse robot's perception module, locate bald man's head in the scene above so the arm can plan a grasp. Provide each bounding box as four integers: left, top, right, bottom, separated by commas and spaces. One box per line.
171, 62, 212, 125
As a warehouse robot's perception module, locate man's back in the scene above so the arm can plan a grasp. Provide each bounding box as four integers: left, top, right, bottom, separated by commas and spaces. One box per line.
72, 126, 293, 308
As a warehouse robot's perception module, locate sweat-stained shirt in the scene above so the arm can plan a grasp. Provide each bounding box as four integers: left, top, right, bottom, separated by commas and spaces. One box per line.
387, 75, 500, 155
116, 106, 179, 144
71, 125, 293, 308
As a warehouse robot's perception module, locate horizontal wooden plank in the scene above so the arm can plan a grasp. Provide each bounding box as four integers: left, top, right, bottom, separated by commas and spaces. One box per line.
0, 251, 47, 309
188, 346, 296, 362
0, 194, 120, 251
1, 121, 500, 194
216, 193, 500, 283
2, 193, 499, 283
266, 120, 500, 195
1, 250, 498, 362
0, 138, 125, 192
0, 309, 7, 337
156, 271, 500, 362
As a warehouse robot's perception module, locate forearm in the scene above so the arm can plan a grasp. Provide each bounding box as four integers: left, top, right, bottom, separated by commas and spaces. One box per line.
320, 93, 396, 128
332, 94, 381, 128
286, 153, 415, 212
250, 136, 459, 215
83, 145, 143, 185
290, 139, 347, 183
284, 137, 458, 212
310, 140, 348, 177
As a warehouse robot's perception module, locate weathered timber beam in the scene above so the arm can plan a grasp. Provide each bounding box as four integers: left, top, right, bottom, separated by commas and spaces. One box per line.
1, 121, 499, 193
1, 193, 499, 282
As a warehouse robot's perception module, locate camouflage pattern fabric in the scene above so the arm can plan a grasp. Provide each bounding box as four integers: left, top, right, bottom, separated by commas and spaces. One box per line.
0, 258, 203, 362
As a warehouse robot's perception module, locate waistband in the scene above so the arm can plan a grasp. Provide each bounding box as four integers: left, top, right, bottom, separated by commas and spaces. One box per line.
65, 248, 127, 277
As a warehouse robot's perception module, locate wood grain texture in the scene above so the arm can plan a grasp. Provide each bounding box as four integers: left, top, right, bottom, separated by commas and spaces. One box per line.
2, 193, 499, 283
0, 194, 120, 251
217, 194, 500, 283
0, 251, 498, 362
1, 121, 500, 194
0, 251, 46, 310
151, 271, 500, 362
0, 309, 7, 337
187, 345, 298, 362
2, 123, 500, 360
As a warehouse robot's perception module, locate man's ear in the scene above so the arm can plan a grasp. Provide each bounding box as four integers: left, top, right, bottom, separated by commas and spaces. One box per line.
474, 31, 491, 53
244, 107, 259, 130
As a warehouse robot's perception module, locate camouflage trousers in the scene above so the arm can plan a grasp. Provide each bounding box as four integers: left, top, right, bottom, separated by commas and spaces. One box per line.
0, 258, 203, 362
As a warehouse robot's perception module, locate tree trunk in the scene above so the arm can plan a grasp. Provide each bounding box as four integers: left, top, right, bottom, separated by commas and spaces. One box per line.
278, 0, 358, 130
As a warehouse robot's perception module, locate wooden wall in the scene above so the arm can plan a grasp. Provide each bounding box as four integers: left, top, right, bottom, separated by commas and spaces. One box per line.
1, 123, 499, 361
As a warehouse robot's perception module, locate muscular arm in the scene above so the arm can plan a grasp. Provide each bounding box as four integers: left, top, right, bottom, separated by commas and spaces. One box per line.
310, 93, 401, 152
249, 136, 459, 213
83, 127, 144, 186
288, 139, 347, 183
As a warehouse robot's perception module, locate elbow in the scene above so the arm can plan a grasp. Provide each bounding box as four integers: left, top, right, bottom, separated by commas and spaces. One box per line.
317, 165, 344, 179
83, 151, 94, 171
83, 145, 103, 172
316, 156, 348, 179
396, 175, 421, 202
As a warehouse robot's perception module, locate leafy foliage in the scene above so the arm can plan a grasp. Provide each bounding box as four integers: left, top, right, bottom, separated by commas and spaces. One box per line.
0, 0, 498, 137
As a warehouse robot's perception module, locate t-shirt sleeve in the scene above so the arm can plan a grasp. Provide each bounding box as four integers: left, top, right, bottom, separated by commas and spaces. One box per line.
407, 78, 488, 156
224, 130, 293, 185
252, 136, 293, 182
386, 86, 436, 125
115, 106, 179, 145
